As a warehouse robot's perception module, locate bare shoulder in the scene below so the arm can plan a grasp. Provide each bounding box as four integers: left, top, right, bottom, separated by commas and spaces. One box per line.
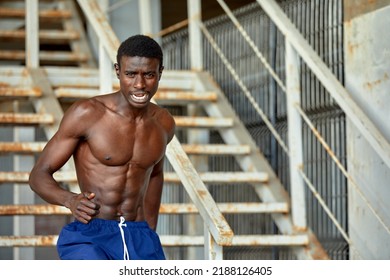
150, 103, 176, 141
59, 95, 109, 137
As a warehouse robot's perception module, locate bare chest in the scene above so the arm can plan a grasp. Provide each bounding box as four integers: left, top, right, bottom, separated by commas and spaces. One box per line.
83, 118, 167, 167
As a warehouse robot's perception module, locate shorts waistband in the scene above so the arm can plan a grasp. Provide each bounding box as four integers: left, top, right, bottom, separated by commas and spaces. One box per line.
78, 218, 150, 229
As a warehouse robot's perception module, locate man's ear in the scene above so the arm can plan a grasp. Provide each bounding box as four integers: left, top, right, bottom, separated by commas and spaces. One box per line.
114, 63, 120, 78
159, 66, 164, 80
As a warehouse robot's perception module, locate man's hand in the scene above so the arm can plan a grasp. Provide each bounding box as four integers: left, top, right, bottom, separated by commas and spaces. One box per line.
67, 192, 100, 224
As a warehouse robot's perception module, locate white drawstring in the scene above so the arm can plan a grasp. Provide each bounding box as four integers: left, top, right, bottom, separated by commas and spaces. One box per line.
118, 216, 130, 260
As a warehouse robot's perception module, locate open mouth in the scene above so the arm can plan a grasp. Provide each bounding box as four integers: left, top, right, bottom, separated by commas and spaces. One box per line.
130, 92, 149, 103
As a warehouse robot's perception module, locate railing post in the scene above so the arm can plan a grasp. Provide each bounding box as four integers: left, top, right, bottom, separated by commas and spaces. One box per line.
96, 0, 113, 94
286, 41, 307, 230
204, 226, 223, 260
25, 0, 39, 68
187, 0, 203, 71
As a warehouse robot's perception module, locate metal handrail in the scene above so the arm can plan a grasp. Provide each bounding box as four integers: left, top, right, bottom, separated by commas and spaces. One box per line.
202, 0, 390, 248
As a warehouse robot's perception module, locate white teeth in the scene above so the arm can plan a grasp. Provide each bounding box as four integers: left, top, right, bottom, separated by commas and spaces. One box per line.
131, 93, 148, 102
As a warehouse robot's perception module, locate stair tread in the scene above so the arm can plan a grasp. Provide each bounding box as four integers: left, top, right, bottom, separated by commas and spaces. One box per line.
0, 113, 54, 125
0, 86, 42, 98
0, 7, 71, 19
164, 171, 268, 183
0, 171, 269, 183
0, 202, 287, 215
182, 144, 250, 155
54, 87, 218, 102
0, 30, 80, 41
0, 50, 88, 62
0, 141, 46, 153
174, 116, 234, 128
0, 141, 250, 155
0, 234, 308, 247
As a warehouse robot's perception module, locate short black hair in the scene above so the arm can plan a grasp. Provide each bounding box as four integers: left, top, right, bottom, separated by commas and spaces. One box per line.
116, 34, 163, 70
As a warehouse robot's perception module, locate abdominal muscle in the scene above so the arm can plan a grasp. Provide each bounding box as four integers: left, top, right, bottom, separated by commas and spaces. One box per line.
74, 153, 153, 222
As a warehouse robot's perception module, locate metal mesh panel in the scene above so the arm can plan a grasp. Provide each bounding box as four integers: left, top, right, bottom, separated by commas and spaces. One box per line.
162, 0, 347, 259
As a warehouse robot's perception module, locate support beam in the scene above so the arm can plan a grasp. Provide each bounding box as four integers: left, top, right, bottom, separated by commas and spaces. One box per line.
286, 41, 306, 230
25, 0, 39, 68
187, 0, 203, 71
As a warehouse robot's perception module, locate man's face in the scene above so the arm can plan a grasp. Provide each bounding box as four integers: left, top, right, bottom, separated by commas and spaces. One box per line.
115, 56, 163, 109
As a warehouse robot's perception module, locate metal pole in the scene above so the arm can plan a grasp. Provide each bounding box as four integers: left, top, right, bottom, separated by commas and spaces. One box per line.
286, 41, 307, 230
25, 0, 39, 68
187, 0, 203, 71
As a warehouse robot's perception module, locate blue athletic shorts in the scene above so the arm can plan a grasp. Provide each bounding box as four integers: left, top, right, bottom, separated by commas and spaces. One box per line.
56, 218, 166, 260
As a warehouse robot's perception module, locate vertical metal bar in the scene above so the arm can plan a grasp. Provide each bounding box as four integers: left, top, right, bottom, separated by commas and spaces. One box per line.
187, 0, 203, 71
139, 0, 153, 35
25, 0, 39, 68
204, 225, 223, 260
98, 1, 113, 94
99, 43, 113, 94
286, 41, 307, 230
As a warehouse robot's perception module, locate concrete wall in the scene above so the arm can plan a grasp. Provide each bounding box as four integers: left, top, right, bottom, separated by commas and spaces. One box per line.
344, 1, 390, 259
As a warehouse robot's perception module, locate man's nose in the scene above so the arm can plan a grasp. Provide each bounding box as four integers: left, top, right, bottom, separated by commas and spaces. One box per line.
134, 75, 145, 88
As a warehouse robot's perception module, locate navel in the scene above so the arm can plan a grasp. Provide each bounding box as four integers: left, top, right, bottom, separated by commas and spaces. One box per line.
105, 155, 112, 161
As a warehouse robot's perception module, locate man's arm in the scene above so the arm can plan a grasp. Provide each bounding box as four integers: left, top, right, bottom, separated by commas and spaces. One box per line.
144, 107, 176, 230
144, 157, 165, 231
29, 100, 100, 223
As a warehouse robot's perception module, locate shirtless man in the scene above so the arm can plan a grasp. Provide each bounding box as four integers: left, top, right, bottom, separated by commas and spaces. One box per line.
29, 35, 175, 260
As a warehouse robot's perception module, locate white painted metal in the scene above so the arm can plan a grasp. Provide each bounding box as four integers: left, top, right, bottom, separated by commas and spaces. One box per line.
139, 0, 153, 35
25, 0, 39, 68
285, 41, 306, 230
187, 0, 203, 71
99, 43, 113, 94
256, 0, 390, 169
77, 0, 120, 62
204, 227, 223, 260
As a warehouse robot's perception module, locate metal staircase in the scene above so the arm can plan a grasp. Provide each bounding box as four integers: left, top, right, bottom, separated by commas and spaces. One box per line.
0, 0, 328, 259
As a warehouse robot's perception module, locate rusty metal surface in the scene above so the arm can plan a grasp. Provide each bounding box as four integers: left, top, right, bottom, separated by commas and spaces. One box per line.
182, 144, 250, 155
164, 171, 268, 183
0, 202, 287, 215
0, 142, 46, 153
0, 86, 41, 97
174, 116, 233, 128
0, 171, 267, 184
0, 113, 54, 125
0, 235, 58, 247
231, 234, 309, 246
0, 51, 88, 62
0, 7, 71, 19
0, 30, 80, 41
0, 204, 70, 215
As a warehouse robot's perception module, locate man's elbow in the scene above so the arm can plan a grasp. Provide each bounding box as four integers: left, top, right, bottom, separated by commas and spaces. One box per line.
28, 166, 41, 193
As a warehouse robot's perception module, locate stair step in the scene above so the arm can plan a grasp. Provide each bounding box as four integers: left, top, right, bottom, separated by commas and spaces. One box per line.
0, 87, 42, 98
160, 202, 288, 214
162, 234, 309, 247
0, 113, 54, 125
0, 51, 88, 63
0, 234, 308, 247
0, 30, 80, 42
174, 116, 233, 128
0, 7, 71, 19
164, 172, 268, 183
0, 142, 249, 155
182, 144, 250, 155
0, 171, 268, 184
0, 202, 288, 215
54, 87, 217, 103
0, 142, 46, 153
